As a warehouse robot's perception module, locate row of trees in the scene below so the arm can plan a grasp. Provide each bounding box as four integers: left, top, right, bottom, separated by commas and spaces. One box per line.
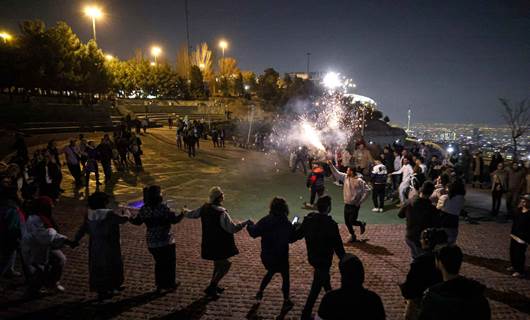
0, 20, 254, 99
0, 19, 315, 105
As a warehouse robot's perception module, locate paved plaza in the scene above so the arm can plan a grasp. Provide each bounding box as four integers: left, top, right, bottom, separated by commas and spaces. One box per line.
1, 128, 529, 319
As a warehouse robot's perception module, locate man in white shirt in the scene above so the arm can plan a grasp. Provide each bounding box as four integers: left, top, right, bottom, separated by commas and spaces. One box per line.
328, 160, 369, 242
391, 157, 414, 206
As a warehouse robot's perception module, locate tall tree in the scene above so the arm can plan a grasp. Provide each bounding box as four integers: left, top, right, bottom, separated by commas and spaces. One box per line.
257, 68, 281, 107
500, 98, 529, 160
242, 71, 257, 93
189, 65, 206, 99
78, 39, 111, 95
233, 72, 244, 97
190, 42, 213, 81
218, 57, 239, 77
175, 43, 191, 79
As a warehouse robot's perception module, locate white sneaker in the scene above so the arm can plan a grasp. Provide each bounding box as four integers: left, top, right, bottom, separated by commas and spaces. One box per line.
371, 208, 379, 212
379, 208, 384, 212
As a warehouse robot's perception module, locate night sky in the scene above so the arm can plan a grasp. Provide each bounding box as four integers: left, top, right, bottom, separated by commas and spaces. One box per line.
1, 0, 529, 125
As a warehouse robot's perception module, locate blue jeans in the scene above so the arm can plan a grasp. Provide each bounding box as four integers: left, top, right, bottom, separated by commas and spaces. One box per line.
406, 238, 424, 261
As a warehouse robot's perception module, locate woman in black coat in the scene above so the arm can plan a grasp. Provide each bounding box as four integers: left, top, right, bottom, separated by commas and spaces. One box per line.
247, 197, 295, 309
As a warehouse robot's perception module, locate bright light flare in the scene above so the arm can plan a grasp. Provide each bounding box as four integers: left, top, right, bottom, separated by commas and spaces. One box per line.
151, 46, 162, 57
105, 54, 114, 61
219, 39, 228, 50
84, 5, 102, 19
322, 72, 342, 90
0, 31, 13, 42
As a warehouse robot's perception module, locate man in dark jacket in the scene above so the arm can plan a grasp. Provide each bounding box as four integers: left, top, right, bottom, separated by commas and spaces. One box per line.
508, 194, 530, 278
247, 197, 295, 309
306, 163, 326, 206
293, 195, 345, 320
400, 228, 447, 319
399, 181, 438, 260
97, 135, 114, 183
318, 253, 385, 320
184, 186, 251, 297
419, 245, 491, 320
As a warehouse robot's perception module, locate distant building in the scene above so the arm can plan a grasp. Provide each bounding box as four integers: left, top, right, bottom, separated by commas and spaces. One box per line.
287, 71, 325, 82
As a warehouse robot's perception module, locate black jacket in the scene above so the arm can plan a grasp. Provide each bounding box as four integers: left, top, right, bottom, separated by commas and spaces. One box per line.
293, 212, 345, 269
400, 252, 442, 300
318, 286, 386, 320
399, 197, 439, 243
200, 204, 239, 261
419, 276, 491, 320
247, 213, 295, 270
511, 209, 530, 244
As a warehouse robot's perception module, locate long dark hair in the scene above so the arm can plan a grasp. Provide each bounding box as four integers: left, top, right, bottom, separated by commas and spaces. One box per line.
269, 197, 289, 217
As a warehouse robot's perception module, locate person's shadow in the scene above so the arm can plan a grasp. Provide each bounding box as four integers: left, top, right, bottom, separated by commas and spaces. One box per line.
346, 239, 394, 256
463, 253, 510, 274
486, 287, 530, 315
9, 291, 167, 320
245, 301, 294, 320
153, 295, 214, 320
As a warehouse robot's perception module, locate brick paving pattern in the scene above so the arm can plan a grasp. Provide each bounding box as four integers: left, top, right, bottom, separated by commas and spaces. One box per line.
1, 129, 529, 319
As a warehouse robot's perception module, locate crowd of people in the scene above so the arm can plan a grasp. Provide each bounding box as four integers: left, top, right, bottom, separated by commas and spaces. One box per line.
1, 129, 529, 320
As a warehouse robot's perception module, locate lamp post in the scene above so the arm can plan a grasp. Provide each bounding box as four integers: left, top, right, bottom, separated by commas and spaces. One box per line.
218, 39, 228, 76
151, 46, 162, 65
219, 39, 228, 58
83, 5, 102, 42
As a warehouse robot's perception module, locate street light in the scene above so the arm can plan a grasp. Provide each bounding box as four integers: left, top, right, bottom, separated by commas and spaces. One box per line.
218, 39, 228, 58
0, 31, 13, 44
151, 46, 162, 64
83, 5, 102, 42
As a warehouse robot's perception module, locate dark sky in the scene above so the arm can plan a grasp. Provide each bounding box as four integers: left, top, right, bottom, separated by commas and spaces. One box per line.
1, 0, 529, 124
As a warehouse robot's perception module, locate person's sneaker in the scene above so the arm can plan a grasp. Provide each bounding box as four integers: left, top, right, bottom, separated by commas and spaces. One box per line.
204, 285, 219, 298
360, 222, 367, 235
282, 298, 294, 310
347, 236, 357, 243
215, 286, 225, 294
3, 270, 22, 278
54, 284, 65, 293
371, 208, 379, 212
255, 291, 263, 301
506, 266, 514, 272
333, 181, 342, 186
512, 272, 525, 278
379, 208, 384, 212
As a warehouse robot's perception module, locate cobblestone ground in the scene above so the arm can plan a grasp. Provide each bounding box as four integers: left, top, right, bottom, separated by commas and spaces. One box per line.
1, 129, 529, 319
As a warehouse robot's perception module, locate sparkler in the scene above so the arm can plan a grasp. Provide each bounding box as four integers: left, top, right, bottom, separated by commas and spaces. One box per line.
270, 71, 368, 156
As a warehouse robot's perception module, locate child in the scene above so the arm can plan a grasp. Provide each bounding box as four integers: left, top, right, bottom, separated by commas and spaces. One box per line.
306, 163, 325, 207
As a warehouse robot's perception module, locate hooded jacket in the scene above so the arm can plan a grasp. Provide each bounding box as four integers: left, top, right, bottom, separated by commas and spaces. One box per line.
293, 212, 345, 269
419, 276, 491, 320
247, 213, 295, 270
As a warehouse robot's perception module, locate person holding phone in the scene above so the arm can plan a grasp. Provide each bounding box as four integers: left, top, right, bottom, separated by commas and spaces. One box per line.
246, 197, 296, 310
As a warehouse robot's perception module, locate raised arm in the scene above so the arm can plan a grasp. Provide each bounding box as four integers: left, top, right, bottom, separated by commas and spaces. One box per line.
328, 161, 346, 183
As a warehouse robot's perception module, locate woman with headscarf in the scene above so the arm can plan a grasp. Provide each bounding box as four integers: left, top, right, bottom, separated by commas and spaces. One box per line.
71, 192, 129, 301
